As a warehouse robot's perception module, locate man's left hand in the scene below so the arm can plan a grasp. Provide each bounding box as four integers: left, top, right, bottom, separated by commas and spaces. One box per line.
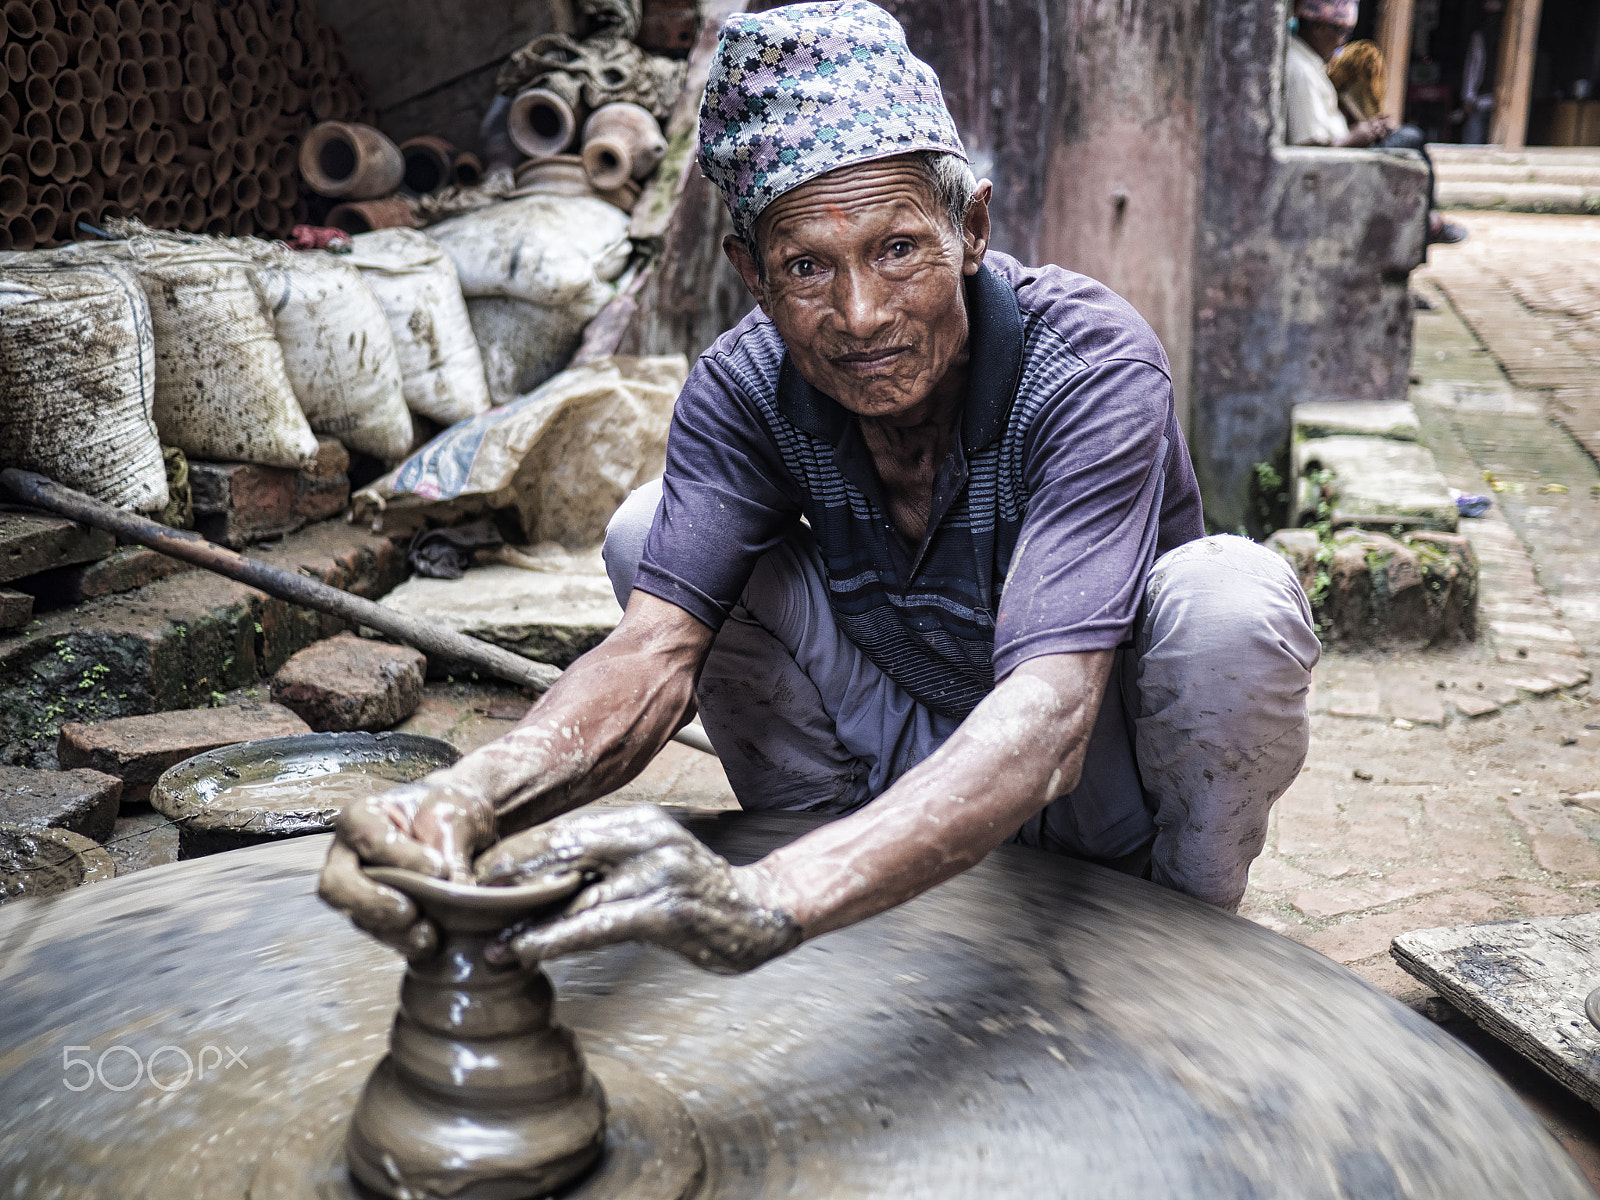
478, 806, 802, 974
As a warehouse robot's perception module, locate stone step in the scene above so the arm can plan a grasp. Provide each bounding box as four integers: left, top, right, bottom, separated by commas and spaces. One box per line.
0, 520, 405, 769
1436, 180, 1600, 215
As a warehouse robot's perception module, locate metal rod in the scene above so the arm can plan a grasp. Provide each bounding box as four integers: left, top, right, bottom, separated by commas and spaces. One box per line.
1, 470, 716, 756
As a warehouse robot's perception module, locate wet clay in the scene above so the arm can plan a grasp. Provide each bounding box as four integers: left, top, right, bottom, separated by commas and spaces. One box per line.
206, 771, 399, 812
0, 823, 113, 904
0, 816, 1593, 1199
344, 867, 607, 1200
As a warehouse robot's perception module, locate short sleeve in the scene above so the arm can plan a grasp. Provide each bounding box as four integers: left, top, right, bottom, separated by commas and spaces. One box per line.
631, 353, 804, 630
992, 358, 1185, 677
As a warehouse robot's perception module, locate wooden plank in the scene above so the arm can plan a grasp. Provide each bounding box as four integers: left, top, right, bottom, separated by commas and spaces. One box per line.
1391, 912, 1600, 1112
1490, 0, 1544, 150
1375, 0, 1415, 123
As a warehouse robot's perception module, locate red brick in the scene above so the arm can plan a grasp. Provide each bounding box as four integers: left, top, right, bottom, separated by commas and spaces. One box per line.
1303, 888, 1502, 963
271, 634, 425, 732
57, 703, 311, 802
0, 513, 113, 585
190, 438, 351, 549
0, 764, 122, 841
16, 546, 195, 606
1273, 773, 1343, 856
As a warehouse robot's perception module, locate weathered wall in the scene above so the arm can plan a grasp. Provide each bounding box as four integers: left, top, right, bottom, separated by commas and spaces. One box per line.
307, 0, 573, 155
883, 0, 1203, 425
1192, 0, 1429, 531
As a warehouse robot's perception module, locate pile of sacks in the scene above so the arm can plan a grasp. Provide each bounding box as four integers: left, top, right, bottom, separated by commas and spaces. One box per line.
0, 192, 633, 515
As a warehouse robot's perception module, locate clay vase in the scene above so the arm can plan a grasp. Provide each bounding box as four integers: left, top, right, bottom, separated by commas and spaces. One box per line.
580, 102, 667, 191
345, 867, 607, 1200
509, 86, 581, 158
398, 135, 459, 195
298, 120, 404, 200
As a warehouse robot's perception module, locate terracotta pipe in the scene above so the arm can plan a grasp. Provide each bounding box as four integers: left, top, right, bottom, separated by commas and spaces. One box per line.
49, 145, 75, 185
114, 0, 138, 29
190, 159, 211, 196
115, 60, 145, 98
208, 179, 229, 211
182, 21, 204, 54
129, 95, 155, 134
206, 84, 229, 122
509, 87, 580, 158
451, 151, 484, 188
25, 76, 54, 113
158, 195, 180, 226
232, 171, 259, 210
310, 83, 334, 122
254, 199, 279, 233
282, 36, 304, 70
0, 122, 12, 159
203, 211, 228, 237
22, 110, 49, 142
229, 138, 251, 174
0, 91, 14, 130
242, 31, 264, 60
179, 85, 205, 124
76, 32, 100, 71
183, 52, 213, 88
68, 142, 91, 179
232, 59, 258, 91
77, 66, 103, 102
27, 0, 50, 31
97, 34, 117, 71
235, 2, 257, 35
28, 39, 60, 78
161, 57, 181, 90
257, 169, 280, 202
54, 72, 83, 107
580, 102, 667, 190
159, 29, 178, 57
0, 225, 13, 251
0, 174, 26, 219
169, 123, 187, 156
25, 138, 54, 178
7, 214, 34, 250
92, 3, 115, 34
112, 170, 139, 208
115, 30, 139, 59
136, 128, 159, 165
269, 142, 294, 176
209, 144, 232, 187
239, 106, 266, 141
31, 181, 61, 209
153, 128, 174, 164
179, 192, 203, 230
299, 120, 402, 199
205, 33, 225, 64
54, 103, 84, 143
231, 210, 255, 237
138, 161, 161, 201
3, 42, 23, 83
102, 92, 127, 131
96, 137, 120, 176
140, 60, 164, 94
137, 28, 159, 57
326, 195, 418, 235
66, 8, 93, 45
160, 1, 177, 32
140, 0, 160, 32
28, 205, 53, 242
4, 0, 35, 39
66, 180, 93, 211
58, 206, 93, 242
250, 140, 270, 172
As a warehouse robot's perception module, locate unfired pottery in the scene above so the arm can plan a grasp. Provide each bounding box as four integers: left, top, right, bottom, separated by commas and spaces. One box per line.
580, 102, 667, 190
344, 866, 606, 1199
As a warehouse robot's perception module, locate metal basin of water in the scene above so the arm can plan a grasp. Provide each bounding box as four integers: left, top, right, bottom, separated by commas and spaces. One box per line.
150, 732, 460, 859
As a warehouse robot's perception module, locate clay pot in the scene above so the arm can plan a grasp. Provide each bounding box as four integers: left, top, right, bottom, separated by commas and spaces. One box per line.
0, 822, 114, 904
581, 101, 667, 190
513, 153, 641, 213
298, 120, 403, 199
508, 86, 580, 158
397, 134, 462, 195
326, 195, 419, 234
345, 866, 606, 1199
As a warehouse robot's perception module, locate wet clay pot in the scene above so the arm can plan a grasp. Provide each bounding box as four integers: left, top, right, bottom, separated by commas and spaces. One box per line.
345, 866, 606, 1200
580, 102, 666, 191
0, 822, 113, 905
299, 120, 404, 199
509, 86, 581, 159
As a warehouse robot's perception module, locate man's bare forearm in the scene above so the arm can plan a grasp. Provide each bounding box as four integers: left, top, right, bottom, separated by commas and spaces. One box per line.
751, 650, 1114, 937
426, 592, 714, 833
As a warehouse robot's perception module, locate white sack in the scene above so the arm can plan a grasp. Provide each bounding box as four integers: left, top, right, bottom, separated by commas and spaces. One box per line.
0, 260, 169, 511
345, 228, 492, 426
248, 244, 415, 462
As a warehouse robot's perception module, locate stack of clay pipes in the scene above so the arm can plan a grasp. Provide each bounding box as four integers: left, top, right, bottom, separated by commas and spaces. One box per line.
298, 121, 484, 235
0, 0, 373, 251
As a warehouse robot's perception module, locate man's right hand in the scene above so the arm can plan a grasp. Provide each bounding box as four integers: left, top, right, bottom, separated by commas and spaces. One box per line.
1342, 116, 1395, 147
317, 779, 498, 960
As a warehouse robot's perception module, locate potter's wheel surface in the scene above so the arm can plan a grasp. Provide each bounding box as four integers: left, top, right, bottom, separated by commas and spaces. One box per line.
0, 812, 1592, 1199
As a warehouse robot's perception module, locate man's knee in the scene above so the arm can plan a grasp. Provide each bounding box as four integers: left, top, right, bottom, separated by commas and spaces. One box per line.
602, 478, 663, 608
1142, 535, 1321, 691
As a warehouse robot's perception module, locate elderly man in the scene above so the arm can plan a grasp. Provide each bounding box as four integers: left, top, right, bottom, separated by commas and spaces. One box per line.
320, 1, 1319, 973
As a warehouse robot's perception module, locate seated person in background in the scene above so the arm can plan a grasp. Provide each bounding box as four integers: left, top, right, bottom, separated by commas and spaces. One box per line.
1285, 0, 1466, 245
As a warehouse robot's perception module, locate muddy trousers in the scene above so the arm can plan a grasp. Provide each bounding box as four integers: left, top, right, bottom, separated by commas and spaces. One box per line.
604, 481, 1321, 911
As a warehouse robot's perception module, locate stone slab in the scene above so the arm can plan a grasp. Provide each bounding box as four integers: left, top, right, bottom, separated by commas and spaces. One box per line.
0, 514, 114, 586
271, 634, 426, 732
1392, 914, 1600, 1113
1292, 400, 1421, 443
58, 703, 312, 803
1294, 436, 1459, 533
379, 562, 623, 670
0, 588, 32, 630
0, 764, 122, 841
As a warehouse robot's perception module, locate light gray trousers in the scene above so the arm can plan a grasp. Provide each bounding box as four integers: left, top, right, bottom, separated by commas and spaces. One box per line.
604, 480, 1320, 910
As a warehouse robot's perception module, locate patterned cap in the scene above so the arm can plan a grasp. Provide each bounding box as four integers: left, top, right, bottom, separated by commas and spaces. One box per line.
1295, 0, 1358, 25
697, 1, 966, 240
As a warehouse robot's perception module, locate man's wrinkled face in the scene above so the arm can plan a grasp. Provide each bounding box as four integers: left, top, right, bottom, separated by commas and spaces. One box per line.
725, 158, 991, 421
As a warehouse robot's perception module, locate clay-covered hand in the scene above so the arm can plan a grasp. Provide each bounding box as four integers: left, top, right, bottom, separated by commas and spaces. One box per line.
317, 779, 498, 961
477, 805, 801, 974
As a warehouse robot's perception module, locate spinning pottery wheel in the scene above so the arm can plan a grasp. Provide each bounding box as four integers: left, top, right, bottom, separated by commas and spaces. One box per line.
0, 811, 1592, 1199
